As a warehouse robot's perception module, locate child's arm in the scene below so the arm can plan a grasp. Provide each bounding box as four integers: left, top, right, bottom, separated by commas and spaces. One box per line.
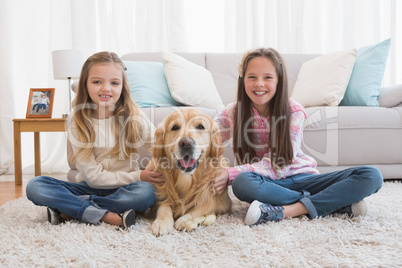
213, 103, 236, 144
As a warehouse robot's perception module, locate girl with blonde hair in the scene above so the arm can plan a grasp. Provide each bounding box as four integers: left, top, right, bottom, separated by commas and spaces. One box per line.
27, 51, 164, 228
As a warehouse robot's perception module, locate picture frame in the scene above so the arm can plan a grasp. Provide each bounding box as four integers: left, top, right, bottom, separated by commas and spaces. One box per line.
26, 88, 55, 118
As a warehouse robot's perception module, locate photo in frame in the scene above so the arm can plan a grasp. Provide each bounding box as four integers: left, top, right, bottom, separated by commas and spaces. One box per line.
26, 88, 55, 118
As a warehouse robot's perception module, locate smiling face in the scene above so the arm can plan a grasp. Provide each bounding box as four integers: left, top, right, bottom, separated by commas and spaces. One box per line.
244, 56, 278, 117
87, 62, 123, 119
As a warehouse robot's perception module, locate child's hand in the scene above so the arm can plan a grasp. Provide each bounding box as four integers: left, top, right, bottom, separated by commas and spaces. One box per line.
214, 168, 229, 194
140, 169, 165, 186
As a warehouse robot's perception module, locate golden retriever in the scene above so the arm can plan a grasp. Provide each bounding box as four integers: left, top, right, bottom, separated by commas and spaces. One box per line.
147, 108, 232, 236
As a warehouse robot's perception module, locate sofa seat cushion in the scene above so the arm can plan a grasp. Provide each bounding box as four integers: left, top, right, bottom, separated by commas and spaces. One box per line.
303, 106, 402, 166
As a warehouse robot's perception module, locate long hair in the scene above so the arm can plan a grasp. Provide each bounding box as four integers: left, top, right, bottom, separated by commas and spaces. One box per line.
72, 51, 141, 160
233, 48, 293, 169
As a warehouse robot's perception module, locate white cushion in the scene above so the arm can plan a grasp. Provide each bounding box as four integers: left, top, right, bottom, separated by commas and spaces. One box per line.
161, 51, 224, 109
378, 84, 402, 108
291, 49, 357, 107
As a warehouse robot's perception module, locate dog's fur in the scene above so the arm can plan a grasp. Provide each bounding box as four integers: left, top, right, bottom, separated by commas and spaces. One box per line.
148, 108, 232, 236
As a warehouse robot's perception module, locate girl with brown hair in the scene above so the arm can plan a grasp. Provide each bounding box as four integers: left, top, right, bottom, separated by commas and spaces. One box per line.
214, 48, 383, 225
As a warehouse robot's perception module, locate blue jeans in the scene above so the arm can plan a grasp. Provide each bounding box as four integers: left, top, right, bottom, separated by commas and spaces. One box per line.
26, 176, 156, 224
231, 166, 383, 218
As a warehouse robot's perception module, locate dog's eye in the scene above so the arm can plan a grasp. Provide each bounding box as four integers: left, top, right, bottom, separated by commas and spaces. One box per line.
196, 124, 205, 130
171, 125, 180, 131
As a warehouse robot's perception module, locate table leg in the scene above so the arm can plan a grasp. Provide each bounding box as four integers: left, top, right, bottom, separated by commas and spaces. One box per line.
34, 132, 41, 176
13, 121, 22, 185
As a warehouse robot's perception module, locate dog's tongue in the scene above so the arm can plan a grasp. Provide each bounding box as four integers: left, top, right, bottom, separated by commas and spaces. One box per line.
179, 158, 196, 168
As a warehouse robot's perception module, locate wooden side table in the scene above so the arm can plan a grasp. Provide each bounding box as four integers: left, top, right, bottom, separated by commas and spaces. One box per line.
13, 118, 67, 185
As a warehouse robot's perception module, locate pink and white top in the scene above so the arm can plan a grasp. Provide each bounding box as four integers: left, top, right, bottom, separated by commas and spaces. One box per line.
214, 98, 319, 185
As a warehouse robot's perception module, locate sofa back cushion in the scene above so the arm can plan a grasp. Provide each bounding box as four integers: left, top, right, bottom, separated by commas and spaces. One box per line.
281, 54, 320, 95
124, 61, 182, 107
205, 53, 242, 105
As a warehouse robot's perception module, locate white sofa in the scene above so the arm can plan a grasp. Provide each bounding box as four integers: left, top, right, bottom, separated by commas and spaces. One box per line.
68, 52, 402, 181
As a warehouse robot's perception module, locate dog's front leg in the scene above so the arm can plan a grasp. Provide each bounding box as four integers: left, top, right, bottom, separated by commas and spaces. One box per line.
175, 212, 216, 232
151, 205, 174, 236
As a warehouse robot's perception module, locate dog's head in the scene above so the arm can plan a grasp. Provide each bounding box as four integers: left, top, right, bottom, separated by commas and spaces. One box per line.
152, 108, 224, 174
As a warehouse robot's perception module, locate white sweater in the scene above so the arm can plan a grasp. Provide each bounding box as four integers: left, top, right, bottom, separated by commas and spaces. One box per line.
67, 113, 155, 189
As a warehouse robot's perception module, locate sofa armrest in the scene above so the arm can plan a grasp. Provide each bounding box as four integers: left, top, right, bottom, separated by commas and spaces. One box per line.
378, 84, 402, 108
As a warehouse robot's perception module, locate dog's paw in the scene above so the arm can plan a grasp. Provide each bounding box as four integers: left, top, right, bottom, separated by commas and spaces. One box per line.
175, 214, 196, 231
182, 219, 201, 231
175, 214, 216, 231
151, 218, 174, 236
174, 214, 192, 231
201, 213, 216, 226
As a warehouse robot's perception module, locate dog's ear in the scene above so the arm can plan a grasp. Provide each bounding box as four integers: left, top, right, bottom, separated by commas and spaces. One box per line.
210, 122, 224, 158
152, 124, 166, 159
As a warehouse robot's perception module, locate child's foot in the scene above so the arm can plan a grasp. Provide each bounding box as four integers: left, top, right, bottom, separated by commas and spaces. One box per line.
244, 200, 284, 225
47, 207, 64, 225
119, 209, 137, 229
335, 200, 367, 217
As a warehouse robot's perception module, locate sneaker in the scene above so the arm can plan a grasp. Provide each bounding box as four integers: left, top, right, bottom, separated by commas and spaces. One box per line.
244, 200, 284, 226
335, 200, 367, 217
47, 207, 62, 225
120, 209, 137, 229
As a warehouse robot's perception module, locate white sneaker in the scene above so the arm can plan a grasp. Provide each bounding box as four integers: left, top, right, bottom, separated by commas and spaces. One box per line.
244, 200, 284, 226
351, 200, 367, 216
335, 199, 367, 217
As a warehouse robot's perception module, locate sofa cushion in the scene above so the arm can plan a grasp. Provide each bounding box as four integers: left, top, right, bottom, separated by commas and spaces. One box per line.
281, 54, 320, 95
340, 38, 391, 106
205, 53, 242, 105
303, 106, 402, 166
291, 49, 357, 108
162, 52, 224, 109
378, 84, 402, 108
124, 61, 182, 108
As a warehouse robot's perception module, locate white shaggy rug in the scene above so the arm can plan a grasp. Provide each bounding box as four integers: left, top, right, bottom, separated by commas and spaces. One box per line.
1, 182, 402, 267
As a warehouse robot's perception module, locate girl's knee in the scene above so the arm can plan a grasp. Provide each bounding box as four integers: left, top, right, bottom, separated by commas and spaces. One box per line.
26, 176, 51, 203
125, 182, 156, 209
368, 166, 383, 188
26, 177, 43, 199
26, 176, 60, 203
231, 172, 262, 202
359, 166, 383, 191
136, 181, 156, 198
232, 172, 251, 194
140, 182, 157, 202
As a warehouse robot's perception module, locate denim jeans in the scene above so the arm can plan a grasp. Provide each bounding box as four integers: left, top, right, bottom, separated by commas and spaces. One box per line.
231, 166, 383, 218
26, 176, 156, 224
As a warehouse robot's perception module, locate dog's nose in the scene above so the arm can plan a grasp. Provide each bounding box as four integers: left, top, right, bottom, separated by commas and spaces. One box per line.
179, 137, 195, 149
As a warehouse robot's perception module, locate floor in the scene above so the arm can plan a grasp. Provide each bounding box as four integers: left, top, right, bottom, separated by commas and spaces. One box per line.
0, 181, 26, 206
0, 173, 66, 206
